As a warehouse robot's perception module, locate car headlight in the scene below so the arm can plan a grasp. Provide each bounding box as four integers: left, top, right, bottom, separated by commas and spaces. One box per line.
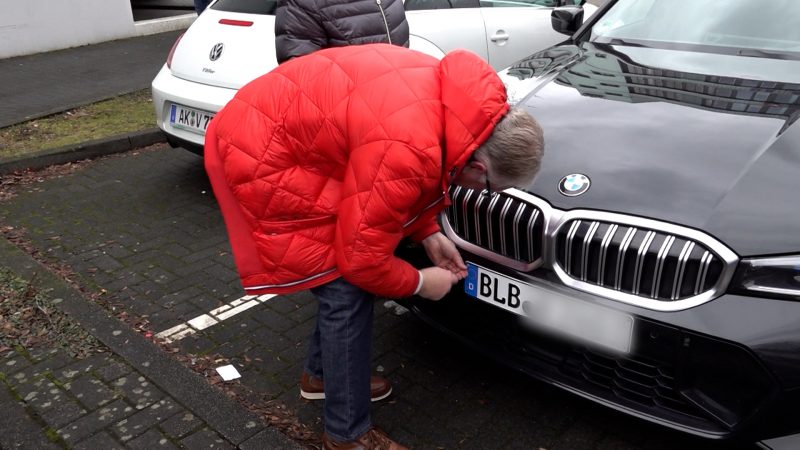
730, 255, 800, 300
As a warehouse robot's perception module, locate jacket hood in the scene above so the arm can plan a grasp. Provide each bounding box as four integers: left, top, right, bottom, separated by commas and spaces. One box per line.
439, 50, 509, 181
501, 42, 800, 256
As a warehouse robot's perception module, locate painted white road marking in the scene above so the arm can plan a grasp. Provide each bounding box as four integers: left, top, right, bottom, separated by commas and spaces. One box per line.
155, 294, 275, 343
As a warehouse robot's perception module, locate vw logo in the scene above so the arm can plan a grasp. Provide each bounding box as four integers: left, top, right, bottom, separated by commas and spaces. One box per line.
558, 173, 591, 196
209, 43, 224, 61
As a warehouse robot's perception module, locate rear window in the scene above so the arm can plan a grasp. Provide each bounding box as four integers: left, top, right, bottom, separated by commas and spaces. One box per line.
211, 0, 277, 14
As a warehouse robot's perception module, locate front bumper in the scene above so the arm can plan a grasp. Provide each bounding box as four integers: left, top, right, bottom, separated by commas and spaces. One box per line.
397, 245, 800, 444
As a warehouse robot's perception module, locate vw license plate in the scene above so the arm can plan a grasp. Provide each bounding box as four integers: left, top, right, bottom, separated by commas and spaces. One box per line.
169, 104, 214, 135
464, 263, 634, 353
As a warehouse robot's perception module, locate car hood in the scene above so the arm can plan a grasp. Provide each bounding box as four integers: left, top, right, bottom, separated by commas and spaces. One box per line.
501, 43, 800, 256
170, 9, 277, 89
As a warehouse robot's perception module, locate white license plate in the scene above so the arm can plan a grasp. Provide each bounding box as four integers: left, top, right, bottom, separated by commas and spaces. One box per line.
464, 263, 634, 353
169, 104, 214, 135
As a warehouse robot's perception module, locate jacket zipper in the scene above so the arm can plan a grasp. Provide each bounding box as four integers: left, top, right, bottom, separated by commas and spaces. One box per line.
376, 0, 392, 44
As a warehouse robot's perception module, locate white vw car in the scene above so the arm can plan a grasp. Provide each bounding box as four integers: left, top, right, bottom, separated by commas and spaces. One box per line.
152, 0, 596, 152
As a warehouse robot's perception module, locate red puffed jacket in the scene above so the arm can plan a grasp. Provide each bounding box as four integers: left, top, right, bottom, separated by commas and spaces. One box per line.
205, 44, 508, 298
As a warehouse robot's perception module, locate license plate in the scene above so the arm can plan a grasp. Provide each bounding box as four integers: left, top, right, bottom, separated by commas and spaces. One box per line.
464, 263, 634, 353
169, 104, 214, 135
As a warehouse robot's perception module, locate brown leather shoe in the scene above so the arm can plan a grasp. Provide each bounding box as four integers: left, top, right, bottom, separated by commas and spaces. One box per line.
322, 427, 408, 450
300, 372, 392, 402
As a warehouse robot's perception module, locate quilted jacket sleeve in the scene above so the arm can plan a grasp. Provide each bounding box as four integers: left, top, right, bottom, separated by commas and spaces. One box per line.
335, 140, 439, 298
275, 0, 327, 64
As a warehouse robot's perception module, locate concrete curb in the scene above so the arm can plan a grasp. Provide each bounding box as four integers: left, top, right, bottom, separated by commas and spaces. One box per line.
0, 236, 302, 450
0, 128, 167, 176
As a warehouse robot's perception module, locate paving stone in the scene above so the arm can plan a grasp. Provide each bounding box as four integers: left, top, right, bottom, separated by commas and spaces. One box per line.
37, 396, 89, 429
73, 431, 126, 450
127, 428, 180, 449
180, 427, 235, 449
56, 356, 114, 381
67, 374, 117, 408
1, 350, 33, 374
113, 398, 180, 442
110, 374, 164, 410
57, 399, 134, 444
160, 411, 204, 440
94, 359, 133, 382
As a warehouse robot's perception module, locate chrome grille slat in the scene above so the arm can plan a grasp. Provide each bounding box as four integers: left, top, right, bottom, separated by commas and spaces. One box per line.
695, 251, 712, 295
512, 204, 526, 261
598, 224, 618, 287
565, 220, 582, 276
461, 188, 474, 242
486, 194, 501, 250
633, 231, 656, 295
615, 227, 638, 290
473, 193, 487, 246
581, 221, 600, 282
527, 209, 539, 262
652, 236, 675, 299
498, 197, 514, 257
671, 242, 696, 300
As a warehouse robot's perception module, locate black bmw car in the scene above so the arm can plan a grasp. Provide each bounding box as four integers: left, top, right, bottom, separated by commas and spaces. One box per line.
401, 0, 800, 448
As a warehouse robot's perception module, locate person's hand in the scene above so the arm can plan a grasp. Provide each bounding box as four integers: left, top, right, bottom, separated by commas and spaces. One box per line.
421, 232, 467, 278
417, 267, 460, 301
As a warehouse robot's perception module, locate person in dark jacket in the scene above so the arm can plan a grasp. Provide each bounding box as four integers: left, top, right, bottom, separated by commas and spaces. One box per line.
194, 0, 211, 14
275, 0, 410, 64
205, 44, 544, 450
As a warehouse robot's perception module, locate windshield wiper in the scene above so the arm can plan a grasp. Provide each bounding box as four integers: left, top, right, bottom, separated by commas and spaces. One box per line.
735, 48, 800, 61
593, 37, 651, 48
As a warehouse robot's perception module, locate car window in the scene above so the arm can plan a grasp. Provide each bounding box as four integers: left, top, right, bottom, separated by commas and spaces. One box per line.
591, 0, 800, 54
405, 0, 480, 11
210, 0, 278, 14
479, 0, 553, 7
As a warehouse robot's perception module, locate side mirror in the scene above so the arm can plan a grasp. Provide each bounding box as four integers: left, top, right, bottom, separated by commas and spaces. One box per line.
551, 6, 585, 35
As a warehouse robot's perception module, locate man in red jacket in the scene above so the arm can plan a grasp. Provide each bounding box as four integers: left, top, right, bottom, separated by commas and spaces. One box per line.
205, 44, 543, 450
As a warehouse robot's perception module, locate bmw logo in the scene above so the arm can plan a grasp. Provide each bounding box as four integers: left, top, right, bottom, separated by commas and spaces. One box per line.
558, 173, 591, 196
209, 43, 224, 61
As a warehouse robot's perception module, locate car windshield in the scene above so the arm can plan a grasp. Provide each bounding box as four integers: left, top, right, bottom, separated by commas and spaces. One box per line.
211, 0, 277, 14
590, 0, 800, 58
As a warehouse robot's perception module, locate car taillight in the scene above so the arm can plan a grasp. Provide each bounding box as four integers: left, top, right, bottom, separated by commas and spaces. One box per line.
219, 19, 253, 27
166, 33, 185, 69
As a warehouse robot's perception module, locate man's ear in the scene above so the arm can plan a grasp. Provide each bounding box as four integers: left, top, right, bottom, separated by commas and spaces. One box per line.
465, 159, 488, 175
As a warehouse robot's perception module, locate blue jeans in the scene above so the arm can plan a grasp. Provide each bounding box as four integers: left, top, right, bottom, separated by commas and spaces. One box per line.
307, 278, 375, 441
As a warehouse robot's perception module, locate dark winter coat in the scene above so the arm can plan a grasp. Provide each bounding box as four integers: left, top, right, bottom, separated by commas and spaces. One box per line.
275, 0, 409, 64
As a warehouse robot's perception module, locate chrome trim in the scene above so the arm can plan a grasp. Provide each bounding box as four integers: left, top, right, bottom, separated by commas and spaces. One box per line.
498, 197, 514, 257
671, 241, 695, 300
695, 251, 712, 295
614, 227, 637, 290
527, 208, 540, 263
597, 224, 618, 287
486, 193, 501, 250
443, 188, 739, 312
652, 235, 675, 299
474, 193, 487, 247
512, 203, 526, 260
633, 231, 656, 295
564, 220, 582, 276
581, 221, 600, 282
461, 188, 474, 242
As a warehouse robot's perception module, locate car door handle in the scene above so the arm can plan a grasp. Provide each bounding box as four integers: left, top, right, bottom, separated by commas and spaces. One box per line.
490, 31, 509, 42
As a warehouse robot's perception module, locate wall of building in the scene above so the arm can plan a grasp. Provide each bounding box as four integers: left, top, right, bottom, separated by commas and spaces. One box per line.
0, 0, 136, 59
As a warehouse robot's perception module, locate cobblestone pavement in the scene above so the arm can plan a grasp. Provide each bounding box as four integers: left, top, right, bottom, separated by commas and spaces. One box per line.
0, 146, 746, 449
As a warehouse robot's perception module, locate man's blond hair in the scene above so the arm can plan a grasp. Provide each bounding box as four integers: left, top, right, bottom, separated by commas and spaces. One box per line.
474, 107, 544, 187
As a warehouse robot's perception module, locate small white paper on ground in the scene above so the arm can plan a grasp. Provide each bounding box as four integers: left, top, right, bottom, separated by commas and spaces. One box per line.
216, 365, 241, 381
